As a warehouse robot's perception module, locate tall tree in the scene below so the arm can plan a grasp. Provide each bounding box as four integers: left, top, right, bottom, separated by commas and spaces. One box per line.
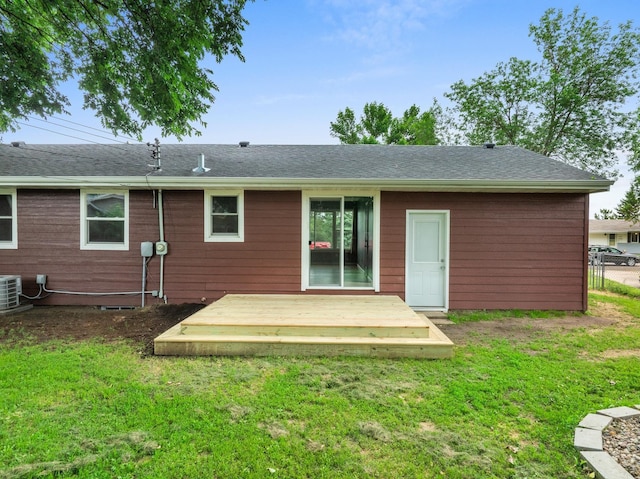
329, 108, 362, 144
0, 0, 251, 139
330, 102, 438, 145
615, 185, 640, 223
388, 105, 439, 145
360, 102, 393, 144
443, 7, 640, 178
594, 208, 616, 220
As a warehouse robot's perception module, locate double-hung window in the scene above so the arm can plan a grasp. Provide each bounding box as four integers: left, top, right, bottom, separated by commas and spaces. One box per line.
0, 190, 17, 249
204, 190, 244, 242
81, 190, 129, 250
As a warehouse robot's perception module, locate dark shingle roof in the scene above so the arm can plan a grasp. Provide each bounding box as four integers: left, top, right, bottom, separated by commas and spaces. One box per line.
0, 143, 612, 192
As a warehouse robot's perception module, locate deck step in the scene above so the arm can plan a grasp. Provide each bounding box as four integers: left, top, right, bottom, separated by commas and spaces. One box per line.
154, 328, 453, 358
153, 295, 455, 359
180, 323, 430, 338
162, 332, 442, 345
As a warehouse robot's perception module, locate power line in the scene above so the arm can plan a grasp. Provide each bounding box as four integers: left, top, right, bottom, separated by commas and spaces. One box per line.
16, 121, 153, 154
16, 120, 125, 145
9, 117, 158, 167
49, 115, 142, 144
12, 122, 158, 164
26, 116, 134, 144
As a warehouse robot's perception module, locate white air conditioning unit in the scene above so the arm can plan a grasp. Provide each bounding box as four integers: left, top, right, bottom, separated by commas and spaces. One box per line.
0, 275, 21, 311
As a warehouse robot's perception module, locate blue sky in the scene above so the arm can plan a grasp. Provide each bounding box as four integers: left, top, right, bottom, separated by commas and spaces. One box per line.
7, 0, 640, 215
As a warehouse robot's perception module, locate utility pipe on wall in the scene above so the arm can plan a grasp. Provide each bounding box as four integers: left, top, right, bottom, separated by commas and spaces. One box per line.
142, 256, 146, 307
158, 189, 166, 302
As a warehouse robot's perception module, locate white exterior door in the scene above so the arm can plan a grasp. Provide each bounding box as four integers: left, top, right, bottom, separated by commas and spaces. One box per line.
405, 211, 449, 309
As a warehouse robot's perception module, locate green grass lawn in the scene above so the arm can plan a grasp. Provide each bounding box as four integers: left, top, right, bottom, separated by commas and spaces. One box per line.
1, 294, 639, 478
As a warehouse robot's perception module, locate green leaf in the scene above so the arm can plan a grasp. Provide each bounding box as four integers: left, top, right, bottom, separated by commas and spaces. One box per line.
442, 6, 640, 179
0, 0, 251, 139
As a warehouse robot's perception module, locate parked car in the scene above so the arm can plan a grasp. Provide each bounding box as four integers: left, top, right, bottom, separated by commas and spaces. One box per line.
588, 246, 639, 266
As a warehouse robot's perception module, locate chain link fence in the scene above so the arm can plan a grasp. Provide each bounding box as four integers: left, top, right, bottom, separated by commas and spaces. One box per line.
588, 252, 640, 290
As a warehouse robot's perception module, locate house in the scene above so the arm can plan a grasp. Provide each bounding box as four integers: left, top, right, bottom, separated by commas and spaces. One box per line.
0, 142, 612, 312
589, 219, 640, 254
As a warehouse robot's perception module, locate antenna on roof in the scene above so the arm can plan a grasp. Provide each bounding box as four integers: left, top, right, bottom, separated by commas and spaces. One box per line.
147, 138, 161, 170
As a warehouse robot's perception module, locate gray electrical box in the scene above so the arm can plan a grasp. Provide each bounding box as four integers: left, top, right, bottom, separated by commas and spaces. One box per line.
141, 241, 154, 257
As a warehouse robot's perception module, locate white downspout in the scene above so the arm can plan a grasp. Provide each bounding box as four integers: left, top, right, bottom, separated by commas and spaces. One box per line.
158, 189, 166, 303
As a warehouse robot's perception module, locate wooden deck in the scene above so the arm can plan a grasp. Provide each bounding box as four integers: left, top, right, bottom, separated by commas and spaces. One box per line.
154, 294, 454, 358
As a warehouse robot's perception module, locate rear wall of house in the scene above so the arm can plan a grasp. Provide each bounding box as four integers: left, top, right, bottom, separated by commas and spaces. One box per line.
380, 192, 589, 311
2, 189, 160, 307
0, 189, 302, 307
161, 190, 302, 303
2, 189, 588, 310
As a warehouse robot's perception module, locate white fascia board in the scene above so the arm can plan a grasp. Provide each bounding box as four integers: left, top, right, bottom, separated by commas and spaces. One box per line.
1, 176, 614, 193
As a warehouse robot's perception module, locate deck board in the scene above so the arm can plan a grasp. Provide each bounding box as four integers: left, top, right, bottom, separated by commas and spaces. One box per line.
181, 294, 423, 326
154, 294, 454, 358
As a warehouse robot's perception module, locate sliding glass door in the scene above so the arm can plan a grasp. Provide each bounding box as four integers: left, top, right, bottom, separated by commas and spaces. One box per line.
308, 196, 374, 289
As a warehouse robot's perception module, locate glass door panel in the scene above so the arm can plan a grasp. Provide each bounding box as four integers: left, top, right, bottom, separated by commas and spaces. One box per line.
345, 197, 373, 287
308, 196, 374, 289
309, 199, 342, 286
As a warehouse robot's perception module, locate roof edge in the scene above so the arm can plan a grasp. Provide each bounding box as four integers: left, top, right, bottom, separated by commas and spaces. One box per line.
0, 176, 613, 193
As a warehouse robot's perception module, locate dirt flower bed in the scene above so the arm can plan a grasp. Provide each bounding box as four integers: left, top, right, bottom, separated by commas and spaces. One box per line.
0, 303, 205, 355
0, 300, 622, 356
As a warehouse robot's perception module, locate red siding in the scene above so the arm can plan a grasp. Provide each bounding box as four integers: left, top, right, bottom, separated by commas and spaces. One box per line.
1, 189, 589, 310
2, 189, 303, 306
161, 190, 302, 303
380, 192, 589, 311
1, 189, 160, 306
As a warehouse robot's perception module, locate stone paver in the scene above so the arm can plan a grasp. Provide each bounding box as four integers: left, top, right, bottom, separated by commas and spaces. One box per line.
597, 407, 640, 419
579, 451, 635, 479
574, 427, 603, 451
579, 413, 612, 431
576, 407, 640, 479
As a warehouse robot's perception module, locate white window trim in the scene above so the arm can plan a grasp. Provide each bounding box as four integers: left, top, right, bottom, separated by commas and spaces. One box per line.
204, 190, 244, 242
0, 189, 17, 250
301, 190, 380, 292
80, 190, 129, 251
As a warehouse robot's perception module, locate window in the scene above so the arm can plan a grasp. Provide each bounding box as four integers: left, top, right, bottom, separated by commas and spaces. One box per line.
204, 191, 244, 242
81, 190, 129, 250
0, 190, 17, 249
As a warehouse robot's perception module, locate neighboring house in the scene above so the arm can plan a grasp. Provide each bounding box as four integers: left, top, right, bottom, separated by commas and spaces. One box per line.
0, 142, 612, 311
589, 219, 640, 254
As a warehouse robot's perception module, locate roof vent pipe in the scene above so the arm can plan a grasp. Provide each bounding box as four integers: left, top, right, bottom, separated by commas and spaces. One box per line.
11, 141, 25, 148
239, 141, 250, 148
192, 153, 210, 173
